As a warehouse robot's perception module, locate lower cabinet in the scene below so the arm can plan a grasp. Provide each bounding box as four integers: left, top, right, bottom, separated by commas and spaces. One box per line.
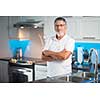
35, 64, 47, 80
0, 60, 47, 82
0, 61, 9, 82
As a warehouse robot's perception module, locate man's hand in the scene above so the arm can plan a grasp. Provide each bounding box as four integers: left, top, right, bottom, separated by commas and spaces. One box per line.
42, 50, 53, 56
42, 50, 56, 61
42, 48, 72, 61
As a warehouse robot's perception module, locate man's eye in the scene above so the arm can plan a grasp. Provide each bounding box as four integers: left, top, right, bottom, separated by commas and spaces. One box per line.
56, 24, 65, 27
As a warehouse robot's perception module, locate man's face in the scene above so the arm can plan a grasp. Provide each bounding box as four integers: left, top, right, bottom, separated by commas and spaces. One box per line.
54, 20, 67, 36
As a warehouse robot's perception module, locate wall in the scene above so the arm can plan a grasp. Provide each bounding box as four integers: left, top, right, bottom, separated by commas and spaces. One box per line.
44, 16, 56, 39
24, 28, 44, 58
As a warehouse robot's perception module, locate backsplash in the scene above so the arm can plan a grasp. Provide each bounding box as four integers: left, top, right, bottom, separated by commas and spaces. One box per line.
9, 40, 30, 57
75, 42, 100, 63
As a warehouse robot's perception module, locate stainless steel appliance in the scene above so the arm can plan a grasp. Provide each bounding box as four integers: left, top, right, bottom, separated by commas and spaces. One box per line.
8, 61, 34, 83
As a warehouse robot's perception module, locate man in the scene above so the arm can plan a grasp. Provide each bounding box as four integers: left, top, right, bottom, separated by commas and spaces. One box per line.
42, 17, 75, 77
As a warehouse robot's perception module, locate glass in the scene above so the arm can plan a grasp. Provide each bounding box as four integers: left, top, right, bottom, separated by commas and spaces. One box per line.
55, 24, 65, 27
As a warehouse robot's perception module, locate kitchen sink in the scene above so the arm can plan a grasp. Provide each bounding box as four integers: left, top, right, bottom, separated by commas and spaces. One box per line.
56, 72, 100, 83
34, 71, 100, 83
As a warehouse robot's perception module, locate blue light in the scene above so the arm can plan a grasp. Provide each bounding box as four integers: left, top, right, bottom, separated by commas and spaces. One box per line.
9, 40, 30, 57
75, 42, 100, 63
75, 42, 100, 50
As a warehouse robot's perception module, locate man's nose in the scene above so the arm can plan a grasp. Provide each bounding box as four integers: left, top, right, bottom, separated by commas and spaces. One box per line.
57, 26, 62, 30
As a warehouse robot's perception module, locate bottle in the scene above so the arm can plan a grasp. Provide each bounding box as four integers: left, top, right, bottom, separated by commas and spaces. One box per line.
16, 49, 19, 59
77, 46, 83, 65
19, 48, 22, 58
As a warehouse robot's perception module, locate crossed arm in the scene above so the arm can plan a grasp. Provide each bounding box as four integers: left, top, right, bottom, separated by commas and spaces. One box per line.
41, 49, 72, 62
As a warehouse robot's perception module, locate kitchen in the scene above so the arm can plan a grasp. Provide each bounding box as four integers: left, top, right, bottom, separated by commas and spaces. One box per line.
0, 16, 100, 83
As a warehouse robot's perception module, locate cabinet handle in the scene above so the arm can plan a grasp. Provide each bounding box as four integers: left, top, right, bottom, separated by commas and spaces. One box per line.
83, 37, 95, 40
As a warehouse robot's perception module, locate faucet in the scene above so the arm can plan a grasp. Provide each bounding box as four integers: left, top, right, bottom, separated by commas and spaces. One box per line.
89, 48, 99, 83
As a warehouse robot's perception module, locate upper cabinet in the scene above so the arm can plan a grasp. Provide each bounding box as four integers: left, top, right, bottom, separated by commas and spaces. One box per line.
67, 17, 100, 41
67, 18, 81, 39
79, 17, 100, 39
0, 17, 12, 57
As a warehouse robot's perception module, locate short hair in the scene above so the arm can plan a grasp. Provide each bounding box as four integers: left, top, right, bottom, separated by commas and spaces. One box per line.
54, 17, 67, 24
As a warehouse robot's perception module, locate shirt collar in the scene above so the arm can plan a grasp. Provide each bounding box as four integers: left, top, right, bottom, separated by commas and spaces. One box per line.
53, 34, 68, 41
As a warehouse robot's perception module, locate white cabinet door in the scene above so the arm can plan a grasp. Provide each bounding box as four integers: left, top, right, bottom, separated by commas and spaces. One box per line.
35, 64, 47, 80
0, 61, 9, 82
98, 20, 100, 39
67, 17, 100, 40
80, 18, 99, 39
0, 16, 11, 57
67, 18, 81, 39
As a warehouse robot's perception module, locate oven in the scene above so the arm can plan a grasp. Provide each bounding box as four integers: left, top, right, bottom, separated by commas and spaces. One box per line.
8, 62, 35, 83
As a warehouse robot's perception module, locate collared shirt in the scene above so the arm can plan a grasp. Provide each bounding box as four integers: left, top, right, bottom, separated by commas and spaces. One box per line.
43, 34, 75, 77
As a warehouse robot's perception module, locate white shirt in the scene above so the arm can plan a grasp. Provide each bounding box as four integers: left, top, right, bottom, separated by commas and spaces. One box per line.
43, 34, 75, 77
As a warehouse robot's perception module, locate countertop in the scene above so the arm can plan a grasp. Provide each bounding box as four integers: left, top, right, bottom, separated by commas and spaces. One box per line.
32, 72, 95, 83
32, 77, 67, 83
0, 57, 47, 65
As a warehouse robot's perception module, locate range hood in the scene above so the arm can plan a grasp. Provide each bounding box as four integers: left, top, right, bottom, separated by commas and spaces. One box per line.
13, 19, 43, 28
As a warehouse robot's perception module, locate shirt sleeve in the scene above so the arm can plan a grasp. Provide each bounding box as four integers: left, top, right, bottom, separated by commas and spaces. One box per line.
65, 38, 75, 53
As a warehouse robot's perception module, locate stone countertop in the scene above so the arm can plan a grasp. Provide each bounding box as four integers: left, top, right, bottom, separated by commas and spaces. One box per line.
32, 76, 93, 83
0, 57, 47, 65
33, 79, 67, 83
0, 57, 11, 61
32, 77, 67, 83
32, 72, 98, 83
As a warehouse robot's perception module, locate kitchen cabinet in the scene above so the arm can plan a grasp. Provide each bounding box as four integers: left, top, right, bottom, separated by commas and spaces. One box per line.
79, 17, 100, 39
67, 17, 100, 40
0, 60, 9, 82
35, 64, 47, 80
8, 63, 47, 82
67, 18, 81, 39
0, 16, 11, 57
8, 62, 35, 82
